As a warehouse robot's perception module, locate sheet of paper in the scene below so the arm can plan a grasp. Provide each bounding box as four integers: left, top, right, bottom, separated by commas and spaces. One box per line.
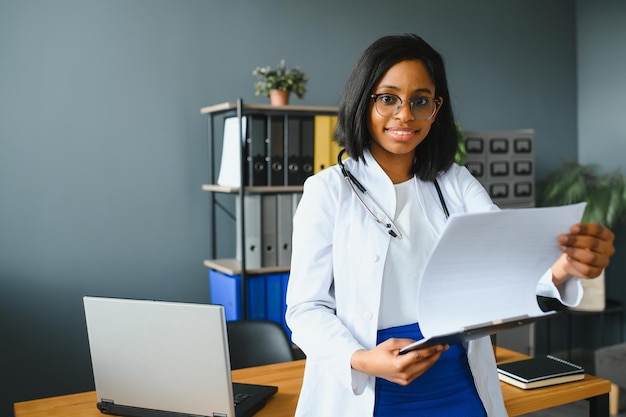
217, 117, 246, 187
413, 203, 586, 344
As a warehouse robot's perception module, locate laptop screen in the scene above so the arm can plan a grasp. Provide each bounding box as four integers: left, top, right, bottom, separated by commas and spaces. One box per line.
83, 297, 237, 416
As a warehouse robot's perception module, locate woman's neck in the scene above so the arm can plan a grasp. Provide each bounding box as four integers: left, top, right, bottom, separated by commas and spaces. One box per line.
369, 146, 414, 184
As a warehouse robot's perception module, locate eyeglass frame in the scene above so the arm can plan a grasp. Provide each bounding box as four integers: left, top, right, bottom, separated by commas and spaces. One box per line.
370, 93, 441, 121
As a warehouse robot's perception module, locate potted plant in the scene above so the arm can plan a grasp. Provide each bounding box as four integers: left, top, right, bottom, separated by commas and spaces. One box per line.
537, 159, 626, 311
253, 59, 308, 105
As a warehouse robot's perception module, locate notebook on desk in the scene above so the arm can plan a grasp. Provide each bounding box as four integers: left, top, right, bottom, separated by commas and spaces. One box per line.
83, 296, 277, 417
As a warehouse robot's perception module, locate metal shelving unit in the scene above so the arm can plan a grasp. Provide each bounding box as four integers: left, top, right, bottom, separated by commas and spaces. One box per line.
201, 98, 337, 318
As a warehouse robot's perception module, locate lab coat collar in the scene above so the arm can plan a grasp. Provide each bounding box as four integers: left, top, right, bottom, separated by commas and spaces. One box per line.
343, 148, 398, 222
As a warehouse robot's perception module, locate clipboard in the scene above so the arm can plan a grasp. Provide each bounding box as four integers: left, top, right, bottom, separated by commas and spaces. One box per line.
396, 203, 586, 354
400, 311, 559, 353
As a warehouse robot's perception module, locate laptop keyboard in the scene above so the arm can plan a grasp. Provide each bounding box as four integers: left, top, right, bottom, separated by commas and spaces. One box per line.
234, 392, 251, 406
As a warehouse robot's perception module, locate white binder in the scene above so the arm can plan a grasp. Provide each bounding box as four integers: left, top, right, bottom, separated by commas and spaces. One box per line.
217, 117, 246, 187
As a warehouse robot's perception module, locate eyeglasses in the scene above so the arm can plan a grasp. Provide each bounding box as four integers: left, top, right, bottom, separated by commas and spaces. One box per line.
370, 93, 441, 120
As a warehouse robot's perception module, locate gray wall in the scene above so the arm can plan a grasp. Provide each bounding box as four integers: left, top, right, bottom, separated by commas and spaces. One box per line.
577, 0, 626, 172
0, 0, 623, 414
575, 0, 626, 351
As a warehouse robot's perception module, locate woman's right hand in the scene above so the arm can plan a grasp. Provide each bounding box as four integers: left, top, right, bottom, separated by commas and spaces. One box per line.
350, 338, 447, 385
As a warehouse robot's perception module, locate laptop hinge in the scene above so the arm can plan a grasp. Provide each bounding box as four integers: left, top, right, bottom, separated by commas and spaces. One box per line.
97, 399, 114, 414
212, 413, 228, 417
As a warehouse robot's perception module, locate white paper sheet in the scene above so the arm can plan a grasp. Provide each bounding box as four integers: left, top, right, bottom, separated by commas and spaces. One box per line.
217, 117, 246, 187
401, 203, 586, 353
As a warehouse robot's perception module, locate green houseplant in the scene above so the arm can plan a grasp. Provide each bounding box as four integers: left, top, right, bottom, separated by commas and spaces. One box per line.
537, 159, 626, 311
538, 159, 626, 227
252, 59, 308, 105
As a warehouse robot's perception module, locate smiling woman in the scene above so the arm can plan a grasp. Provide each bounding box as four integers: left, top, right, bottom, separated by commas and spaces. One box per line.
284, 33, 615, 417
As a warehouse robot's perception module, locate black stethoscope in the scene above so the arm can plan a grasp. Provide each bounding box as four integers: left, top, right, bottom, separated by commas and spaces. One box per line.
337, 149, 450, 238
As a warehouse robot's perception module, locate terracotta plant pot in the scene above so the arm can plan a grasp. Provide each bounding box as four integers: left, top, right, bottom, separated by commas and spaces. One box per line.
269, 89, 290, 106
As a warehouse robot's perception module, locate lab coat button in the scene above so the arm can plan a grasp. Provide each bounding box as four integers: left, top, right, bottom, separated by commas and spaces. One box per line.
363, 311, 373, 320
370, 254, 379, 262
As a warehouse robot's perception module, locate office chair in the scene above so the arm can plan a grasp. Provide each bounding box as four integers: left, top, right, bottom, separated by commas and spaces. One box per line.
226, 320, 297, 369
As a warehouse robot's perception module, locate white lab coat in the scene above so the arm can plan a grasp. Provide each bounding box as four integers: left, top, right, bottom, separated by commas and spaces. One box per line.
285, 149, 582, 417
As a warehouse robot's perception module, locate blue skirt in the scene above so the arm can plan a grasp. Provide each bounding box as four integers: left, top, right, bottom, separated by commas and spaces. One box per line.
373, 322, 486, 417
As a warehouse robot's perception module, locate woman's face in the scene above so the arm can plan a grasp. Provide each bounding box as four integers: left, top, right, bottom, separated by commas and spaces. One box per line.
367, 59, 442, 165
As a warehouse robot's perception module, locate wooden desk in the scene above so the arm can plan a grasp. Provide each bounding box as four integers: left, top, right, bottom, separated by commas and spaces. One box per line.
14, 348, 610, 417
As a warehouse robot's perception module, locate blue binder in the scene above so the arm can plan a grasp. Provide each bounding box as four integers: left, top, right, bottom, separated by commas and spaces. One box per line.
208, 269, 242, 321
208, 269, 291, 337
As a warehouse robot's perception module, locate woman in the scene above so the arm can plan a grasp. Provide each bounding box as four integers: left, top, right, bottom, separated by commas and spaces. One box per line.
285, 33, 615, 416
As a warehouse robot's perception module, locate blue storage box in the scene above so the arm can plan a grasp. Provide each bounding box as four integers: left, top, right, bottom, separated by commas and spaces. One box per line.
208, 269, 291, 338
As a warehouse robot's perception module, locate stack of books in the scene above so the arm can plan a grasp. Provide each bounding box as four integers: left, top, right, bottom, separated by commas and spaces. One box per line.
497, 355, 585, 389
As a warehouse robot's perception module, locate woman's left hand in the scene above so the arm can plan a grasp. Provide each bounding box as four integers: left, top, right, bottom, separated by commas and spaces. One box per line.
553, 223, 615, 284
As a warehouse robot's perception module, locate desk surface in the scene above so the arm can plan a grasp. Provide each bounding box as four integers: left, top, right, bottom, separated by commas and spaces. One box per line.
14, 348, 610, 417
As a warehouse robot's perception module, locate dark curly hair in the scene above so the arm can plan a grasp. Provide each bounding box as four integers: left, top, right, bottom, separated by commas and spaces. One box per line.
334, 33, 458, 181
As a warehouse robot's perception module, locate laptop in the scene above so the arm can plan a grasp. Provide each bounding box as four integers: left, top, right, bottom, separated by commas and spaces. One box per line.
83, 296, 278, 417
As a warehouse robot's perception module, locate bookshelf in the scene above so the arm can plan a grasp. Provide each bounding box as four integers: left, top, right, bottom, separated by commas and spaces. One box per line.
201, 99, 338, 324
